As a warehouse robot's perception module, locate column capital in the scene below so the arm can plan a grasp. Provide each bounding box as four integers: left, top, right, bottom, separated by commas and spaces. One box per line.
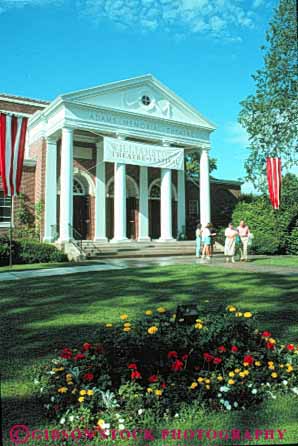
46, 136, 57, 145
62, 127, 74, 135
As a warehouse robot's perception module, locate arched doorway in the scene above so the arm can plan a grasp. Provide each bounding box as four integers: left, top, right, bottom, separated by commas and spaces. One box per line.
148, 179, 178, 239
106, 176, 139, 240
73, 176, 90, 239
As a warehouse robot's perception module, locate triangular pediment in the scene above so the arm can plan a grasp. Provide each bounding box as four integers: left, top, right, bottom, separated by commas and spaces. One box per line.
61, 75, 215, 130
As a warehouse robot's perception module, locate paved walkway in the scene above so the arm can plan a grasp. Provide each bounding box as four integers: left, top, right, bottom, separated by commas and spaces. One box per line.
0, 255, 297, 281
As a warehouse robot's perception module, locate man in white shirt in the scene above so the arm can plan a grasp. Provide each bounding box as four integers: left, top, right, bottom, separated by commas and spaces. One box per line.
237, 220, 250, 261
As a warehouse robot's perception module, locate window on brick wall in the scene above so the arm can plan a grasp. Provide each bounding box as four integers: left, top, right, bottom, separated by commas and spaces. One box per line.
0, 192, 11, 226
188, 199, 199, 216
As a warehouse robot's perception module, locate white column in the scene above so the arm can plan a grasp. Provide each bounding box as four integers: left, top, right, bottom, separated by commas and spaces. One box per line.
59, 127, 73, 242
43, 138, 57, 242
200, 148, 211, 226
159, 168, 174, 242
111, 162, 128, 243
138, 166, 150, 241
177, 168, 186, 236
94, 141, 107, 242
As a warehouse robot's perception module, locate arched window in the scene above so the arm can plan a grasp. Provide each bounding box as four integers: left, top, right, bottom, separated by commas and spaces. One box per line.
73, 178, 86, 196
149, 179, 177, 201
107, 176, 139, 198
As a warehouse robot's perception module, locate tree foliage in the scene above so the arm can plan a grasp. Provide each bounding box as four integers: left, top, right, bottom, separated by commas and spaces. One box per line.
239, 0, 298, 189
185, 152, 217, 178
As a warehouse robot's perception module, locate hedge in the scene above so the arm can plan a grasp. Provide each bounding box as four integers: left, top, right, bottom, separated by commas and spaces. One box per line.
0, 237, 68, 266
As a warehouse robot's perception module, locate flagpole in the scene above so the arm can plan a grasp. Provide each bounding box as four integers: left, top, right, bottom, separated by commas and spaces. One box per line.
9, 196, 13, 268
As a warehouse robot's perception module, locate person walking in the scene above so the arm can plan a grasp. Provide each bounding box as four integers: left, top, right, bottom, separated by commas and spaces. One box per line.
201, 223, 212, 261
224, 223, 238, 263
209, 223, 217, 256
237, 220, 250, 261
195, 223, 202, 258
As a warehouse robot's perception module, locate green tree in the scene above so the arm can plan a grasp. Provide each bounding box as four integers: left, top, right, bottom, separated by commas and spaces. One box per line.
185, 152, 217, 178
239, 0, 298, 190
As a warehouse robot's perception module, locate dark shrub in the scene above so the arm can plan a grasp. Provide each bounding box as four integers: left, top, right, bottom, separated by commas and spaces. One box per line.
18, 240, 67, 264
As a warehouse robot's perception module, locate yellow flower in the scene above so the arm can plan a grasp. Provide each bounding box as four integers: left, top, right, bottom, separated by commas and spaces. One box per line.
239, 372, 246, 378
227, 305, 237, 312
279, 364, 285, 368
148, 326, 158, 334
120, 314, 128, 320
124, 322, 131, 327
269, 338, 276, 344
243, 362, 249, 367
78, 396, 85, 403
205, 384, 211, 390
52, 367, 64, 372
217, 375, 223, 381
286, 364, 294, 373
147, 388, 153, 393
80, 390, 87, 396
228, 379, 235, 385
190, 382, 198, 389
97, 419, 105, 428
196, 319, 203, 323
155, 389, 163, 396
234, 369, 241, 374
66, 373, 73, 380
123, 327, 131, 332
243, 370, 249, 376
58, 387, 67, 393
271, 372, 278, 379
106, 323, 113, 328
244, 312, 252, 318
235, 312, 243, 317
145, 310, 153, 316
205, 379, 211, 384
268, 364, 275, 370
67, 381, 74, 386
71, 388, 77, 394
229, 372, 235, 378
195, 323, 203, 329
87, 390, 94, 396
197, 377, 204, 383
157, 307, 166, 313
255, 361, 261, 367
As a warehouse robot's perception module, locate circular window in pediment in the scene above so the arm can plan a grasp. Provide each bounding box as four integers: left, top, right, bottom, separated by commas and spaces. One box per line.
141, 95, 151, 106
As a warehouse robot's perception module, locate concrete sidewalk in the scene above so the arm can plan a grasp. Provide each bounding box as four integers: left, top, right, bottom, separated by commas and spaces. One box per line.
0, 255, 297, 281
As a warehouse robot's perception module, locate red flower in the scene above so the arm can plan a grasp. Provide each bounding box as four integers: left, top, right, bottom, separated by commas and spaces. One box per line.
203, 353, 214, 362
287, 344, 295, 351
243, 355, 254, 365
213, 357, 222, 365
171, 359, 184, 372
161, 383, 167, 389
148, 375, 158, 383
60, 348, 72, 359
131, 370, 141, 379
83, 343, 92, 351
231, 346, 239, 353
84, 373, 94, 381
218, 346, 226, 353
182, 354, 189, 361
74, 353, 85, 361
128, 363, 138, 370
167, 351, 178, 359
266, 342, 275, 350
262, 331, 271, 338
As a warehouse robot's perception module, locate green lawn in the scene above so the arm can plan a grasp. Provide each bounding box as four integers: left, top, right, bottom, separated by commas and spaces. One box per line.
0, 260, 105, 273
1, 264, 298, 445
251, 255, 298, 267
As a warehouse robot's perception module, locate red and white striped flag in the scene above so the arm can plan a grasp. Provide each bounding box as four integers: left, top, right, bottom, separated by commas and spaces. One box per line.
0, 113, 28, 197
266, 157, 282, 209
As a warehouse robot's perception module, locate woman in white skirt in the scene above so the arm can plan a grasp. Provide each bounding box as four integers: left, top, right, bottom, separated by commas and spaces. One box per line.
224, 223, 238, 263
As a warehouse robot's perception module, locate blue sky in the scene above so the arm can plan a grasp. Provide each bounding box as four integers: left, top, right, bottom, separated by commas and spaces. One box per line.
0, 0, 278, 191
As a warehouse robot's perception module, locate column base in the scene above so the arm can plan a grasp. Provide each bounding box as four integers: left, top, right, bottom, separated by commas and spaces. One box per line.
157, 237, 176, 243
137, 236, 151, 242
93, 237, 108, 243
110, 237, 132, 244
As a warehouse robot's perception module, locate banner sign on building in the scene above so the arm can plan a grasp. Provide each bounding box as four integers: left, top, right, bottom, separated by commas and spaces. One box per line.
103, 136, 184, 171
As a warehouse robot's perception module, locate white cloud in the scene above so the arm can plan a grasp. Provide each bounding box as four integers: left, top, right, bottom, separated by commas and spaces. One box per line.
0, 0, 269, 39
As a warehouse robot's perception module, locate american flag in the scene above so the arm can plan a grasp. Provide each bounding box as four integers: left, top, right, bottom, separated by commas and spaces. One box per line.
266, 157, 282, 210
0, 113, 28, 197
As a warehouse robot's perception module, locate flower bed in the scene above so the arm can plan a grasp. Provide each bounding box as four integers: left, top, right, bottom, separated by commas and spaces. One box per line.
36, 306, 298, 429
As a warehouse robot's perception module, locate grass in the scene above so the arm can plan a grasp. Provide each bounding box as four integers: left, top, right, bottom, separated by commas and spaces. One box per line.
251, 255, 298, 267
0, 260, 103, 273
1, 263, 298, 445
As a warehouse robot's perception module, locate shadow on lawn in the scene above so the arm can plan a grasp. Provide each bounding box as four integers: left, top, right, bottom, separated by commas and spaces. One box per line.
1, 265, 298, 435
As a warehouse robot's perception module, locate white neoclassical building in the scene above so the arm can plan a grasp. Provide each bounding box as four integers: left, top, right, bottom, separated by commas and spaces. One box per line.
27, 75, 216, 245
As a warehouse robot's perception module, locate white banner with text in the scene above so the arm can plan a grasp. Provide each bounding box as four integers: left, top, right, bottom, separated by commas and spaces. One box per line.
103, 137, 184, 171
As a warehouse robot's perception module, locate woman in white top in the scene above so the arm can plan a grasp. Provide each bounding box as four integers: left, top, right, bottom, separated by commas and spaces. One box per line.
201, 224, 212, 260
224, 223, 238, 263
